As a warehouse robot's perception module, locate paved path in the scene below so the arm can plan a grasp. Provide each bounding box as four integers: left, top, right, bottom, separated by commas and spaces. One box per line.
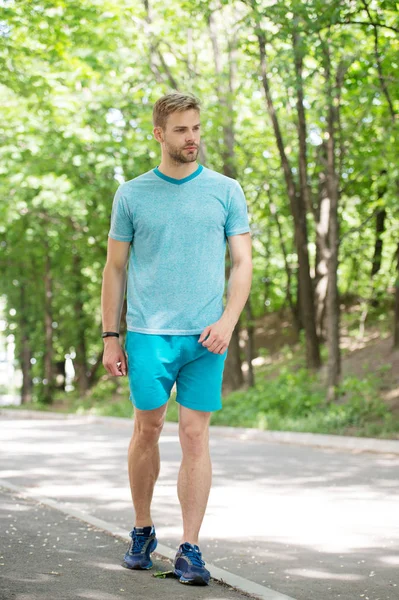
0, 486, 256, 600
1, 414, 399, 600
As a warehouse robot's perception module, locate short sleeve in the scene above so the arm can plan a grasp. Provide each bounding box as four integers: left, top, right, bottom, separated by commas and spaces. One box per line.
225, 181, 251, 237
108, 185, 134, 243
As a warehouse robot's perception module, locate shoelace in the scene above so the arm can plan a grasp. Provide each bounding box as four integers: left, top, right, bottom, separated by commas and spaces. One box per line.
130, 533, 148, 554
182, 546, 205, 567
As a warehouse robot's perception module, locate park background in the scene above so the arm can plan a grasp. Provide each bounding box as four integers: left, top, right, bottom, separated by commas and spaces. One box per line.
1, 0, 398, 438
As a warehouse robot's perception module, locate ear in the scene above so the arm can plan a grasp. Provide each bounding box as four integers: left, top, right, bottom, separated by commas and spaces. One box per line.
153, 127, 163, 143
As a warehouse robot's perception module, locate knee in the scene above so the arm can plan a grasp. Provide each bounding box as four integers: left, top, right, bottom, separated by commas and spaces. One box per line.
132, 417, 164, 446
179, 423, 208, 456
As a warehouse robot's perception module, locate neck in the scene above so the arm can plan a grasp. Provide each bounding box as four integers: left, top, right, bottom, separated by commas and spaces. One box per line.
156, 159, 200, 181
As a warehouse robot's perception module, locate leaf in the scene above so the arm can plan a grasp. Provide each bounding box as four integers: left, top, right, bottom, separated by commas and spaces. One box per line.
152, 570, 177, 579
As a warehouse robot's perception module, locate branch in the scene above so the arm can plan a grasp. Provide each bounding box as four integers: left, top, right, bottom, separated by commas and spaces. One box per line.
142, 0, 179, 89
155, 47, 179, 89
317, 20, 399, 35
340, 208, 379, 243
158, 39, 201, 78
361, 0, 396, 121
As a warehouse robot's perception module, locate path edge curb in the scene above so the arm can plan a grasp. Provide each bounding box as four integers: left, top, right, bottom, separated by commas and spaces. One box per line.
0, 479, 296, 600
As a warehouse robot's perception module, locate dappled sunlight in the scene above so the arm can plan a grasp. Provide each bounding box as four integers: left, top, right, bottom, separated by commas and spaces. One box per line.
247, 356, 269, 368
35, 484, 130, 503
203, 486, 397, 553
57, 549, 80, 556
1, 573, 56, 584
84, 561, 125, 572
96, 501, 131, 511
380, 555, 399, 566
384, 386, 399, 402
340, 330, 381, 352
74, 592, 126, 600
0, 501, 31, 512
2, 417, 399, 599
158, 435, 180, 443
1, 469, 26, 479
285, 568, 362, 581
2, 0, 399, 597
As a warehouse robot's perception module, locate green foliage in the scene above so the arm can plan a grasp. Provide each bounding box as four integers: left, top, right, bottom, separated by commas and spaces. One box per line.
0, 0, 398, 403
5, 363, 396, 439
165, 394, 179, 422
82, 377, 119, 403
210, 367, 320, 428
209, 368, 396, 438
50, 376, 133, 417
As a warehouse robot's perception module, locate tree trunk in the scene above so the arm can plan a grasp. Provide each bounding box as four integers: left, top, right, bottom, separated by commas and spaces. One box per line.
19, 281, 33, 404
314, 153, 330, 340
394, 242, 399, 349
268, 191, 300, 334
371, 208, 386, 278
293, 25, 312, 214
72, 251, 90, 394
209, 11, 248, 389
20, 331, 33, 404
362, 0, 399, 346
43, 240, 55, 404
257, 28, 320, 369
245, 297, 255, 388
223, 246, 244, 391
262, 245, 272, 311
325, 176, 340, 400
293, 24, 317, 338
223, 325, 245, 391
208, 11, 236, 176
324, 57, 342, 400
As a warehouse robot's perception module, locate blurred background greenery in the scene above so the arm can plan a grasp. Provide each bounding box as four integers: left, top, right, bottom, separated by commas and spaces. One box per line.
1, 0, 398, 437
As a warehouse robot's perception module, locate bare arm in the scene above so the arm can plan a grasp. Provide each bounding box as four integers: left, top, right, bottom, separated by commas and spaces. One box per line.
223, 232, 253, 328
199, 232, 252, 354
101, 238, 131, 376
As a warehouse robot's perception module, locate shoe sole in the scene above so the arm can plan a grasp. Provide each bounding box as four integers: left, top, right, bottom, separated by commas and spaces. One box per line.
174, 568, 209, 586
123, 538, 157, 570
122, 561, 153, 570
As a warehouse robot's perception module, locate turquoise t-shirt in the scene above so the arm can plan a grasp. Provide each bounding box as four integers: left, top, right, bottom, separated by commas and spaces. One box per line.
108, 164, 251, 335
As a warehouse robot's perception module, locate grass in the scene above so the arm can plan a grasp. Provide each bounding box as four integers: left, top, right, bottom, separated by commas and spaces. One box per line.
210, 361, 399, 439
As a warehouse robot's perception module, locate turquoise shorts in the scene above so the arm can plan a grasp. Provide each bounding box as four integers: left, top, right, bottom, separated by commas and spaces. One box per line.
124, 331, 228, 412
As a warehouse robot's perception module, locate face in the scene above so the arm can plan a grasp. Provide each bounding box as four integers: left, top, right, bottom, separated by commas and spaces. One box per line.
154, 109, 201, 164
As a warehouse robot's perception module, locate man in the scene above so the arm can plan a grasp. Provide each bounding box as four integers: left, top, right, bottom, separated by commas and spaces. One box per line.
101, 91, 252, 586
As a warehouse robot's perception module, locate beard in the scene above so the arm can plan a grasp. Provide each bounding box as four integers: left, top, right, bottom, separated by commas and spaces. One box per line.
165, 141, 200, 164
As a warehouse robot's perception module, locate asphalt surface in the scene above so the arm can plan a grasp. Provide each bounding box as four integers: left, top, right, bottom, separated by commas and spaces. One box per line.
0, 486, 253, 600
1, 414, 399, 600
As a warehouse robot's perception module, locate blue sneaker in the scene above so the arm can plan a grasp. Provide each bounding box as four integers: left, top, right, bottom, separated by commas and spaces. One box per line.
173, 542, 210, 585
123, 525, 157, 570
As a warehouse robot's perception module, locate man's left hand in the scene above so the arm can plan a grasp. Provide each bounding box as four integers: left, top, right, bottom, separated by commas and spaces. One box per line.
198, 316, 235, 354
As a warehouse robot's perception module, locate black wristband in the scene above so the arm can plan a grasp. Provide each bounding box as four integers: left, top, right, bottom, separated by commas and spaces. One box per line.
102, 332, 120, 339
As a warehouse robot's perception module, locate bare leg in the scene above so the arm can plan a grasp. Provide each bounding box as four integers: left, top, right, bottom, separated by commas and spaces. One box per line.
177, 405, 212, 546
127, 403, 168, 527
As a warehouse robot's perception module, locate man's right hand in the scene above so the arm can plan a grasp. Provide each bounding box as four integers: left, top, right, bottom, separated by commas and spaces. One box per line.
102, 337, 127, 377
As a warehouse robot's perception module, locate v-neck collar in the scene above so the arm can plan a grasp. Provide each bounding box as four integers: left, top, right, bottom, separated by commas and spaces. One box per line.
153, 164, 204, 185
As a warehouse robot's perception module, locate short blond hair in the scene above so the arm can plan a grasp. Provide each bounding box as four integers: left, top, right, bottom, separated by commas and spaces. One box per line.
152, 92, 201, 129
